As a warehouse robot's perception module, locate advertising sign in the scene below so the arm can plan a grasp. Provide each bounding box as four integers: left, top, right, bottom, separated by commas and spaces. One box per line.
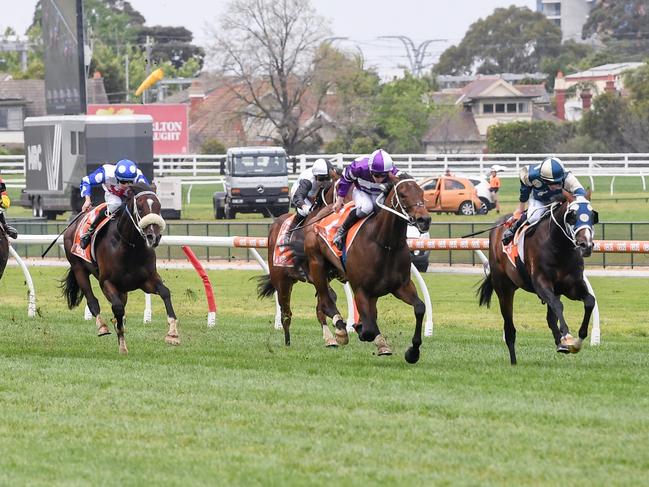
42, 0, 86, 114
87, 104, 189, 154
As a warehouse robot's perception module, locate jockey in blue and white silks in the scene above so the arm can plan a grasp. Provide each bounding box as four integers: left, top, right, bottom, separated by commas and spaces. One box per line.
79, 159, 149, 249
332, 149, 401, 250
502, 157, 586, 245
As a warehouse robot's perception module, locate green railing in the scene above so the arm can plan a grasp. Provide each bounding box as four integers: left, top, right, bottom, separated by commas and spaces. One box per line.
9, 220, 649, 268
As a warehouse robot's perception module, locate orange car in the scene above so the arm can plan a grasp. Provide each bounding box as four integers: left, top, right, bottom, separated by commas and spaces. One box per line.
419, 176, 483, 215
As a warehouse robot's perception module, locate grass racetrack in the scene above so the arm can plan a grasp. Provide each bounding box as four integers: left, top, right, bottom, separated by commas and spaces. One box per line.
1, 266, 649, 485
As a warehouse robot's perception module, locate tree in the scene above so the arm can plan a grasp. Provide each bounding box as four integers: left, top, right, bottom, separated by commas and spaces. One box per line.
136, 26, 204, 70
209, 0, 331, 154
315, 45, 381, 153
372, 74, 434, 153
582, 1, 649, 41
540, 41, 594, 92
434, 6, 562, 75
624, 62, 649, 107
487, 121, 572, 153
579, 92, 630, 152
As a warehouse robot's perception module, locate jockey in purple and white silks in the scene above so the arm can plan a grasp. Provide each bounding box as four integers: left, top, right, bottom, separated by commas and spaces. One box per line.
332, 149, 401, 250
502, 156, 586, 245
78, 159, 149, 249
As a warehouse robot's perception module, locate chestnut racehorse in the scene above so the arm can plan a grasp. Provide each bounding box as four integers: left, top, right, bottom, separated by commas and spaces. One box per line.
61, 183, 179, 354
257, 180, 341, 347
304, 174, 431, 362
477, 193, 598, 364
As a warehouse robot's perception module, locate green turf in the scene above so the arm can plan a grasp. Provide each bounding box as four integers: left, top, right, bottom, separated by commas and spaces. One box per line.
1, 267, 648, 485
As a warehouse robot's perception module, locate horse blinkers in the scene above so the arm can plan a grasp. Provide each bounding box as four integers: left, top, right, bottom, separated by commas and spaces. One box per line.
567, 200, 595, 257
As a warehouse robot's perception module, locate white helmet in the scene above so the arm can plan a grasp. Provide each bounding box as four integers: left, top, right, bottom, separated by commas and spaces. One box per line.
312, 158, 329, 177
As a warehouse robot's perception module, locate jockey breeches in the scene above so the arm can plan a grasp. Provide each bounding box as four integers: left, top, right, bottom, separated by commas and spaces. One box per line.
526, 196, 548, 224
352, 188, 376, 217
105, 192, 123, 214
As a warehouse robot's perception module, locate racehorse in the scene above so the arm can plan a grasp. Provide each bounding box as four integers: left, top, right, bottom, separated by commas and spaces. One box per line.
304, 174, 431, 362
256, 179, 341, 347
0, 222, 8, 280
477, 192, 598, 365
61, 183, 178, 354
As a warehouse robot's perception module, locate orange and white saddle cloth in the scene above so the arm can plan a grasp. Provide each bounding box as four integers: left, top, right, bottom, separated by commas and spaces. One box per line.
502, 224, 531, 267
70, 204, 112, 263
273, 214, 297, 267
314, 202, 369, 259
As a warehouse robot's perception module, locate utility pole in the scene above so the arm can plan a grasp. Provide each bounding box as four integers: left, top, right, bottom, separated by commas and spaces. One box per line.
125, 53, 130, 102
143, 35, 153, 104
378, 36, 446, 77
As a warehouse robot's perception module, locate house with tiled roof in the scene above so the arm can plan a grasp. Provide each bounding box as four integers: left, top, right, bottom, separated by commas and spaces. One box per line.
554, 62, 644, 121
423, 76, 557, 153
0, 76, 108, 148
174, 76, 339, 152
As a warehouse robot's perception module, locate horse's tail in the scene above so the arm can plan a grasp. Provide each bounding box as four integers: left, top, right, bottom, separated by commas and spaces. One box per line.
256, 274, 276, 299
61, 267, 84, 309
477, 274, 494, 308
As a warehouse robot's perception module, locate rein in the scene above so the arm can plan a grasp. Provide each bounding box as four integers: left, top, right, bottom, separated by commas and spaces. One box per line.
375, 179, 424, 223
549, 201, 592, 249
117, 190, 164, 246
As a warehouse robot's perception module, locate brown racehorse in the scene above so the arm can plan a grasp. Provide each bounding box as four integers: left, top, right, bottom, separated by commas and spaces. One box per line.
304, 174, 431, 362
61, 183, 179, 354
477, 193, 598, 365
256, 178, 342, 347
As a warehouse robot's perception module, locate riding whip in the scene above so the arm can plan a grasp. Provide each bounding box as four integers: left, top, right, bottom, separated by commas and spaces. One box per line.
460, 222, 506, 239
41, 211, 85, 258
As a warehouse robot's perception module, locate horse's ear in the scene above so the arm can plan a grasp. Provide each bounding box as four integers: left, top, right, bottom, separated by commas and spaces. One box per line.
150, 181, 158, 193
563, 189, 574, 202
585, 188, 592, 200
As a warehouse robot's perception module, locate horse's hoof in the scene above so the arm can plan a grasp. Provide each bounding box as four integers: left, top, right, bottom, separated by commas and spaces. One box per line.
165, 334, 180, 346
374, 335, 392, 356
325, 339, 338, 348
569, 338, 583, 354
404, 347, 420, 364
119, 346, 128, 355
335, 328, 349, 346
97, 325, 111, 336
558, 334, 577, 354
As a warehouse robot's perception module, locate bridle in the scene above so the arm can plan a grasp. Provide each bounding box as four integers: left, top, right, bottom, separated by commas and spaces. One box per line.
549, 199, 594, 249
375, 179, 425, 224
120, 190, 166, 245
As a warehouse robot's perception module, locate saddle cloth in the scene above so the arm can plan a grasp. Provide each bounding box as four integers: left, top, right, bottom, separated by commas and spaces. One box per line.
70, 204, 112, 263
273, 214, 296, 268
314, 202, 369, 259
501, 216, 544, 267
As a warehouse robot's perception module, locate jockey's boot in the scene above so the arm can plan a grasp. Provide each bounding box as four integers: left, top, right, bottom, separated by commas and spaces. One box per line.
0, 212, 17, 239
502, 214, 526, 246
333, 211, 361, 251
80, 208, 108, 249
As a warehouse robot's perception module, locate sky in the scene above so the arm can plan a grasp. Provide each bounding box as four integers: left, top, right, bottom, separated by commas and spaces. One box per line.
3, 0, 537, 77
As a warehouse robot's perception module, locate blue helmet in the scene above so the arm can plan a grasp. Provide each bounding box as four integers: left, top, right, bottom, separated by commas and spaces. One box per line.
538, 157, 565, 184
115, 159, 138, 182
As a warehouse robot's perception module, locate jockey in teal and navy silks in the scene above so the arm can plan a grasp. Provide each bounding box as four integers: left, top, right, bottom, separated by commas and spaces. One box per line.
332, 149, 401, 250
78, 159, 149, 249
502, 157, 586, 245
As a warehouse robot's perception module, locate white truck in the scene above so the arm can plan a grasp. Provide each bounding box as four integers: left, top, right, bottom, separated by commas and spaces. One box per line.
213, 147, 291, 219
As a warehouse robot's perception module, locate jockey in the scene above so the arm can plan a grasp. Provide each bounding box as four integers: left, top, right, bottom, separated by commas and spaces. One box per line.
502, 157, 586, 245
0, 177, 18, 239
289, 158, 332, 230
332, 149, 400, 251
79, 159, 149, 249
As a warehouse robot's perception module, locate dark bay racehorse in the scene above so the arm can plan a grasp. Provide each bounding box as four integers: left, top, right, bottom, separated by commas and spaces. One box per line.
304, 174, 431, 362
62, 183, 178, 354
0, 223, 8, 280
257, 179, 341, 347
478, 193, 598, 364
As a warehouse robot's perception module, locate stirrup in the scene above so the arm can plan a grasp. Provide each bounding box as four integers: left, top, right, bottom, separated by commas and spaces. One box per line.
502, 230, 514, 246
5, 226, 17, 239
333, 232, 345, 251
